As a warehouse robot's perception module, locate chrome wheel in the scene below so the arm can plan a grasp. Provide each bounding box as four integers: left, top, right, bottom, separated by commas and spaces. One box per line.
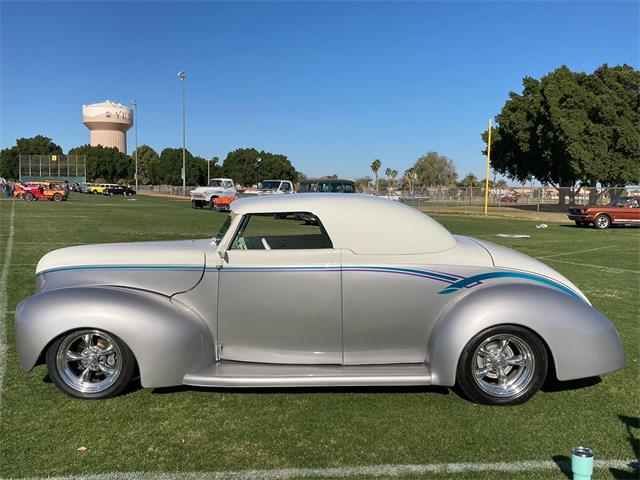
55, 329, 122, 394
595, 214, 610, 229
472, 334, 535, 398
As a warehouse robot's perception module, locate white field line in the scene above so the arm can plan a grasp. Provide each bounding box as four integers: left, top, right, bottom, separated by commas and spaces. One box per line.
536, 245, 616, 259
3, 459, 636, 480
543, 257, 640, 274
0, 200, 15, 417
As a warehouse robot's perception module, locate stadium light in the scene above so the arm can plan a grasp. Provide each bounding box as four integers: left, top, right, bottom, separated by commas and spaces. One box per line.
178, 70, 187, 196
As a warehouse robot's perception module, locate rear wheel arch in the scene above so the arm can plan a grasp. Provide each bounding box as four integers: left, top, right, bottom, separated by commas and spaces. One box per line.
427, 283, 588, 387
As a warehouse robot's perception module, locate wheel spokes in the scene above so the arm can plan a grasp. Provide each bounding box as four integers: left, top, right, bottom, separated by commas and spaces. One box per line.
83, 333, 93, 347
497, 367, 508, 386
79, 367, 91, 383
66, 351, 83, 362
506, 355, 525, 367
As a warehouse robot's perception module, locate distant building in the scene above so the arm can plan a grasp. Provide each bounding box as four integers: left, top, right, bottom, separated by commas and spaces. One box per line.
82, 100, 133, 154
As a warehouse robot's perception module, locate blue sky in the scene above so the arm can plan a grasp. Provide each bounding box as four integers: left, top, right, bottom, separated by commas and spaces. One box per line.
1, 1, 638, 180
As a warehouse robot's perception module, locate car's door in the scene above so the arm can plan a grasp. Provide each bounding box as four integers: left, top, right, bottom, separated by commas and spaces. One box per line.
217, 212, 342, 364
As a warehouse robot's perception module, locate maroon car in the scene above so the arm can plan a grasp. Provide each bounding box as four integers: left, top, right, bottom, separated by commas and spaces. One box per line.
568, 196, 640, 229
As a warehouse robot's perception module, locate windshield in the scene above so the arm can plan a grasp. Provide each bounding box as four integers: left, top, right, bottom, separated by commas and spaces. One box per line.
208, 180, 224, 187
260, 181, 281, 190
213, 216, 232, 244
608, 196, 633, 207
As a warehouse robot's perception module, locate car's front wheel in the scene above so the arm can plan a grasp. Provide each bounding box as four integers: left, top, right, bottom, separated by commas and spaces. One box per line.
46, 329, 136, 399
594, 214, 611, 229
456, 326, 547, 405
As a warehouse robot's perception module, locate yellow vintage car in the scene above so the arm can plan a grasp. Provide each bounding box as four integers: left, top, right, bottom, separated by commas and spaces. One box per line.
87, 183, 118, 194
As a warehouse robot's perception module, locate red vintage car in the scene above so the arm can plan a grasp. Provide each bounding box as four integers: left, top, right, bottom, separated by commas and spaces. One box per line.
568, 196, 640, 229
14, 182, 68, 202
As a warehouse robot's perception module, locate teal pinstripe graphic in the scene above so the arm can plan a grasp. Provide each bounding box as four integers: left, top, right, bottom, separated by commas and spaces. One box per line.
438, 271, 583, 301
38, 264, 581, 301
38, 264, 203, 276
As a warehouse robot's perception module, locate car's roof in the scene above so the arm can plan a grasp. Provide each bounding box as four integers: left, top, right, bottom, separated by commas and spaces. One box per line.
231, 194, 457, 255
301, 178, 354, 184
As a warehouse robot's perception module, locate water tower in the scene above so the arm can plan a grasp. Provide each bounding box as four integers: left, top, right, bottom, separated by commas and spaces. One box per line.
82, 100, 133, 154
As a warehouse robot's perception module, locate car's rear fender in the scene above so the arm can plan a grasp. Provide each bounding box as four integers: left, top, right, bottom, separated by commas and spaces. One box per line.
427, 283, 624, 386
15, 286, 215, 388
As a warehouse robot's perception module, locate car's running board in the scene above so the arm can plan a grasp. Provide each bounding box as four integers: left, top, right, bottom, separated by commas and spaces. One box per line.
183, 361, 431, 388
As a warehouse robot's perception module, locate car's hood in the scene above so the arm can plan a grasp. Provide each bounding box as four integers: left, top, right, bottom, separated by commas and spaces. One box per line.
191, 186, 225, 193
470, 238, 590, 304
35, 240, 209, 296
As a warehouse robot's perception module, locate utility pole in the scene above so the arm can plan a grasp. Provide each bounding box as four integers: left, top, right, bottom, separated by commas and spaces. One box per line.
178, 70, 187, 196
131, 99, 138, 191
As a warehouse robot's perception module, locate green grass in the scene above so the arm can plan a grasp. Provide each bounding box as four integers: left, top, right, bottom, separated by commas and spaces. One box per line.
0, 193, 638, 479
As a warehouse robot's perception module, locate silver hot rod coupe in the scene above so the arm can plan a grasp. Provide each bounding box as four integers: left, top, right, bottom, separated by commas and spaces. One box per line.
15, 195, 624, 404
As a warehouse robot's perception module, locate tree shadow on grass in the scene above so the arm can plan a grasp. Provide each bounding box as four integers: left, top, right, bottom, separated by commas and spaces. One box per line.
152, 384, 451, 396
610, 415, 639, 479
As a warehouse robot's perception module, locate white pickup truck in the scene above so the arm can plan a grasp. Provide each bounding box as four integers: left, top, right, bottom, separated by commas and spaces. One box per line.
189, 178, 236, 209
257, 180, 295, 195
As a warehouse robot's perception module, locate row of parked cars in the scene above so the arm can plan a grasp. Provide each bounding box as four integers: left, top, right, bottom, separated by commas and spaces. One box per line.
70, 182, 136, 196
189, 178, 355, 210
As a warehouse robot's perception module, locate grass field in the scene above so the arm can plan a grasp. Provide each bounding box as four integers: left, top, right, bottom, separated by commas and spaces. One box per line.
0, 193, 638, 479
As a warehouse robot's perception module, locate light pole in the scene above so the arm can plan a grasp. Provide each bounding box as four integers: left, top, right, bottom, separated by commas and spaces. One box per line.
178, 70, 187, 196
131, 99, 138, 191
256, 157, 261, 189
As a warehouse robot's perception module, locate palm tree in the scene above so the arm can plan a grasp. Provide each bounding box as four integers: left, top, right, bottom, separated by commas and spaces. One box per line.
371, 159, 382, 195
384, 168, 393, 196
403, 168, 416, 195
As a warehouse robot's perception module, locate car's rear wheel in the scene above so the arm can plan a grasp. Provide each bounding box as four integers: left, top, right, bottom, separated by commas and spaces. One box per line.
53, 193, 62, 201
594, 214, 611, 229
456, 326, 547, 405
46, 329, 136, 399
23, 192, 34, 202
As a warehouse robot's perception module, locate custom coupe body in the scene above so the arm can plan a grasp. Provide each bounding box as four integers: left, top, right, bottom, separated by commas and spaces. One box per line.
15, 195, 624, 404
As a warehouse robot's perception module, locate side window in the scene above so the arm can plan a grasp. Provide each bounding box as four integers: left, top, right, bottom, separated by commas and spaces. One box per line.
230, 213, 333, 250
281, 183, 291, 192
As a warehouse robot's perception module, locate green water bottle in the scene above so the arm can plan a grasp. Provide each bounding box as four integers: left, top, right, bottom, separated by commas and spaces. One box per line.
571, 447, 594, 480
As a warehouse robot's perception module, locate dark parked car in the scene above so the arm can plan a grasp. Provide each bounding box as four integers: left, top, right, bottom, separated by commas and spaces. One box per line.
568, 196, 640, 229
103, 185, 136, 196
299, 178, 355, 193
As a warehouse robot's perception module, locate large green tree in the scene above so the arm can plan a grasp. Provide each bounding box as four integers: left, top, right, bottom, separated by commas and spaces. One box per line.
413, 151, 458, 187
153, 148, 212, 186
221, 148, 297, 186
132, 145, 159, 185
484, 64, 640, 203
0, 135, 63, 180
67, 145, 132, 183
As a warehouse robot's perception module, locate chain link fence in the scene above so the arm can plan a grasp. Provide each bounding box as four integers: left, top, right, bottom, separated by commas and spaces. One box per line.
369, 186, 639, 212
19, 155, 86, 183
134, 184, 639, 213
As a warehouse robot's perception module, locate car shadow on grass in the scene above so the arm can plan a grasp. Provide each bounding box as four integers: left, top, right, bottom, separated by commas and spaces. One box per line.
151, 384, 451, 396
541, 376, 601, 392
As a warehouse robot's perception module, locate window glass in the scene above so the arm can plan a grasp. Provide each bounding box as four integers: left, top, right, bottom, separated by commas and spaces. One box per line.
230, 213, 333, 250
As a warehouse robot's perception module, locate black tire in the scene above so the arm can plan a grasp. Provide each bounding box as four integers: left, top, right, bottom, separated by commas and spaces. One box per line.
594, 214, 611, 229
46, 329, 136, 399
23, 192, 34, 202
192, 201, 198, 209
53, 193, 62, 202
456, 325, 548, 405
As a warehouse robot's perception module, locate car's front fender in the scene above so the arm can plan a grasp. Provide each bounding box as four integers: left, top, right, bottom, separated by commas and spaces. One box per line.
427, 283, 624, 386
15, 286, 215, 388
